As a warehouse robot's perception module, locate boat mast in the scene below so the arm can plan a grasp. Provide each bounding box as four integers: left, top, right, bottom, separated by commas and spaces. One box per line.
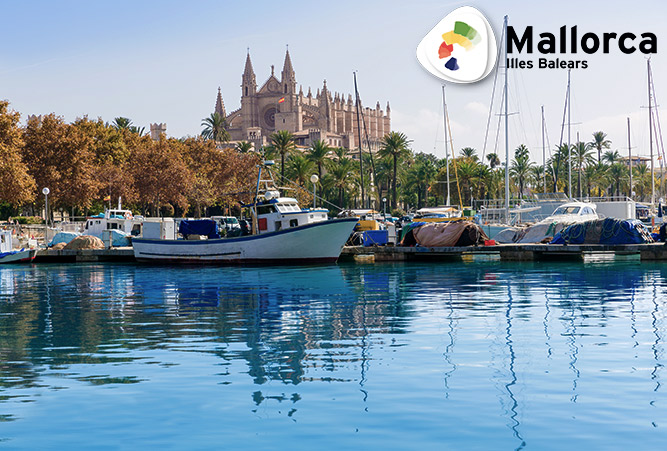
504, 15, 510, 222
542, 105, 546, 194
628, 117, 633, 199
567, 69, 572, 200
648, 58, 655, 206
442, 85, 451, 206
353, 71, 365, 209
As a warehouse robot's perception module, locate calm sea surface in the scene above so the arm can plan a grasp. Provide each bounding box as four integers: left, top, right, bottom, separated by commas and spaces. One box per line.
1, 259, 667, 449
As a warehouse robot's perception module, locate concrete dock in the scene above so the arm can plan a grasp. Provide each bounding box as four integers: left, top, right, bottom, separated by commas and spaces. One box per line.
25, 243, 667, 263
340, 243, 667, 262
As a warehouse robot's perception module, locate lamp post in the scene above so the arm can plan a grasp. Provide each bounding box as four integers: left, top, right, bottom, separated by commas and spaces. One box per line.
382, 197, 387, 218
42, 187, 50, 245
310, 174, 319, 209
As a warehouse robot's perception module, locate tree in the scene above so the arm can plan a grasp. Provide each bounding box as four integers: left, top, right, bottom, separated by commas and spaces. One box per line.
128, 135, 191, 216
236, 141, 253, 153
379, 131, 412, 209
460, 147, 478, 161
287, 154, 315, 187
602, 150, 621, 165
327, 157, 355, 208
23, 114, 100, 214
200, 112, 230, 143
590, 131, 611, 164
486, 152, 501, 169
0, 101, 36, 207
572, 141, 595, 197
112, 117, 145, 135
306, 139, 331, 179
510, 144, 534, 198
269, 130, 296, 181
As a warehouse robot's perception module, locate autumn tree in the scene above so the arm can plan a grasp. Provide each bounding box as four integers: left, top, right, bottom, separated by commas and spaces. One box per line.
0, 101, 36, 207
23, 114, 100, 215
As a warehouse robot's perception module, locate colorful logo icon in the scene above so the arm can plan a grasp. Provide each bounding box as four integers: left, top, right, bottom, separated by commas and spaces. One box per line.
417, 6, 497, 84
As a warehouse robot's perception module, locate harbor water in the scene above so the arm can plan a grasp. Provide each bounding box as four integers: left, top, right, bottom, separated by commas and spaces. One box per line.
1, 260, 667, 449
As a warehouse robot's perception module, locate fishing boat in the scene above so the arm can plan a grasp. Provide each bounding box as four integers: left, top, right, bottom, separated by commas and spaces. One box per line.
131, 161, 358, 264
0, 230, 36, 264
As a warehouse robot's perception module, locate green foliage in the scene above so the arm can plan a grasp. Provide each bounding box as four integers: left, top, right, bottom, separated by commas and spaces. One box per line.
15, 216, 44, 225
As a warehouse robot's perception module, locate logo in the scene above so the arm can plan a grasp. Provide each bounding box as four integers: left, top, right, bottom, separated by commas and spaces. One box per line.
417, 6, 497, 83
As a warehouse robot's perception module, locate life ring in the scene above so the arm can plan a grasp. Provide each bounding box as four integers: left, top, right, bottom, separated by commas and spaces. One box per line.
124, 212, 133, 220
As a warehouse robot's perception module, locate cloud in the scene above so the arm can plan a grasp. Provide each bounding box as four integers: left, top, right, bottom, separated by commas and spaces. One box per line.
464, 101, 488, 116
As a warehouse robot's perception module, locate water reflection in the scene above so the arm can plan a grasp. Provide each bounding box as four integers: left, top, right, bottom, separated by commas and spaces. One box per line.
0, 261, 666, 447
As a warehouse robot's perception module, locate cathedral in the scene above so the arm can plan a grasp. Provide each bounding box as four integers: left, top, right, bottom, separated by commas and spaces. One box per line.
214, 49, 391, 151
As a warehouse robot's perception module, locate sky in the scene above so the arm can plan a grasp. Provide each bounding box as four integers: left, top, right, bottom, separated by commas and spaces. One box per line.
2, 0, 667, 168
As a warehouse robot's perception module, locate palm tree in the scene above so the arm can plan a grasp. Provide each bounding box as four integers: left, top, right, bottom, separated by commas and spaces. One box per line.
379, 131, 412, 209
608, 162, 628, 197
455, 159, 479, 205
201, 112, 230, 143
112, 117, 133, 130
269, 130, 296, 180
633, 164, 650, 201
460, 147, 478, 161
550, 144, 570, 192
510, 144, 534, 198
236, 141, 253, 153
307, 139, 331, 179
287, 154, 315, 187
590, 131, 611, 164
602, 150, 621, 165
486, 152, 501, 169
572, 141, 595, 197
328, 157, 355, 208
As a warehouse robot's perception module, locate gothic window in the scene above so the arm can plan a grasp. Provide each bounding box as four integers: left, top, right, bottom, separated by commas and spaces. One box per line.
245, 86, 248, 96
284, 85, 287, 93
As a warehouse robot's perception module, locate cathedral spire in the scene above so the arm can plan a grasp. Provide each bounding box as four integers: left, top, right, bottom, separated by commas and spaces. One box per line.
281, 47, 296, 94
243, 50, 255, 77
242, 50, 256, 97
215, 87, 226, 118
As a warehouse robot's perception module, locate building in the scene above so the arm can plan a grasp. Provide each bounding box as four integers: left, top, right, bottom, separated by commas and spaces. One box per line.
214, 49, 390, 152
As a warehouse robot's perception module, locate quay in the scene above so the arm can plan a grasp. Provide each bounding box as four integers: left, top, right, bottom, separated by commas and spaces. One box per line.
340, 243, 667, 262
24, 243, 667, 263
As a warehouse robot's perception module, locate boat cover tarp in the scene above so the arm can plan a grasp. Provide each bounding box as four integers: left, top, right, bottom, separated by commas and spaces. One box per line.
49, 231, 80, 247
399, 221, 428, 246
106, 229, 131, 247
178, 219, 220, 239
551, 218, 654, 245
412, 221, 488, 247
495, 222, 570, 244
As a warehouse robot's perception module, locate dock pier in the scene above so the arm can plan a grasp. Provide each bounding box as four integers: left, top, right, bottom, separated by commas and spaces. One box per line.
341, 243, 667, 262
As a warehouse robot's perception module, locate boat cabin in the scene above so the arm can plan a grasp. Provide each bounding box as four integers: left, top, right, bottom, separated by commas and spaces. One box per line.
84, 209, 143, 236
252, 195, 328, 234
541, 201, 598, 223
0, 230, 13, 253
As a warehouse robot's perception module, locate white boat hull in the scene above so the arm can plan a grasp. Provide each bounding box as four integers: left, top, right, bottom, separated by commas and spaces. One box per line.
0, 248, 37, 264
132, 218, 358, 264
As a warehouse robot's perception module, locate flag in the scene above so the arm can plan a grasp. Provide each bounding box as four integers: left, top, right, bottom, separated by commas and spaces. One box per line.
427, 186, 432, 192
103, 195, 111, 202
278, 97, 286, 103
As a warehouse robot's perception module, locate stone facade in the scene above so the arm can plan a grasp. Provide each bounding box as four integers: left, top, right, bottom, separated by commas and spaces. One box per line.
215, 50, 390, 151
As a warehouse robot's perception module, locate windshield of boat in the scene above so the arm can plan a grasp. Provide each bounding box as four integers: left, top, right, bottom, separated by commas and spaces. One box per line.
224, 217, 238, 224
553, 206, 581, 215
276, 203, 301, 213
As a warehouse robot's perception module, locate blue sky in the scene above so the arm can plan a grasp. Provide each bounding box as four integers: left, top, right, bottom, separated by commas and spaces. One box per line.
2, 0, 667, 167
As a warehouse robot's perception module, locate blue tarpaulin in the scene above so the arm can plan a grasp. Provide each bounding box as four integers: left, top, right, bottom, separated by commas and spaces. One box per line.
551, 218, 654, 245
178, 219, 220, 239
49, 231, 80, 247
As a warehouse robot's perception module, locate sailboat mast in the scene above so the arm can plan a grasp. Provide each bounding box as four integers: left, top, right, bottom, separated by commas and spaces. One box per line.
648, 58, 655, 205
504, 15, 510, 222
567, 69, 572, 199
542, 105, 546, 194
442, 85, 450, 206
628, 117, 633, 199
353, 71, 365, 209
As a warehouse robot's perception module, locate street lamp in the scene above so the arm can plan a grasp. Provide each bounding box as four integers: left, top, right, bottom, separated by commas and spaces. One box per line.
42, 187, 50, 227
310, 174, 319, 209
382, 197, 387, 218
